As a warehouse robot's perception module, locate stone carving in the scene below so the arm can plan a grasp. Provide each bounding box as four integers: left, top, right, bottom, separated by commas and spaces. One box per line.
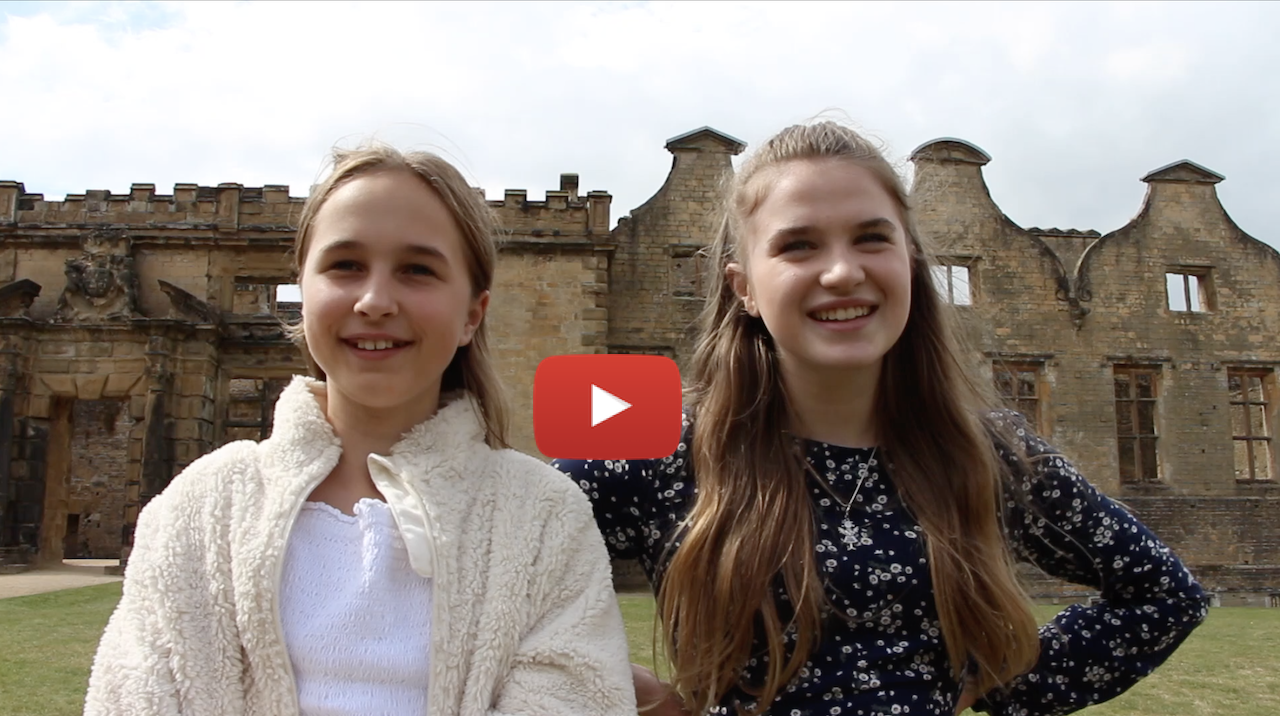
1029, 228, 1100, 331
0, 279, 41, 317
144, 335, 174, 385
224, 319, 288, 342
53, 231, 140, 322
158, 280, 221, 325
1067, 272, 1093, 330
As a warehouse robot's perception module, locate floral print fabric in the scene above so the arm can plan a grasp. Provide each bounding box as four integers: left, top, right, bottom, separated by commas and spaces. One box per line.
552, 411, 1208, 715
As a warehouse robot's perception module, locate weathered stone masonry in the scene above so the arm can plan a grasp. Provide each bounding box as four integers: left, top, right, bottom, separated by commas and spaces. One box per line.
1, 127, 1276, 604
912, 139, 1280, 604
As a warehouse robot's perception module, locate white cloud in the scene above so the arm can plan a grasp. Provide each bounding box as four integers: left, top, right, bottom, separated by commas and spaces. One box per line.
1, 0, 1277, 250
1104, 42, 1190, 84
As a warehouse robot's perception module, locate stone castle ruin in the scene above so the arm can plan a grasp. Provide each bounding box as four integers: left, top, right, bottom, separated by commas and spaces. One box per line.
1, 127, 1277, 603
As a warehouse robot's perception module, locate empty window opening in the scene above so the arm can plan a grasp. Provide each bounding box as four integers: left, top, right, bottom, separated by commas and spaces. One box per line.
1114, 366, 1161, 484
932, 263, 972, 306
1165, 270, 1212, 312
233, 282, 275, 315
275, 284, 301, 322
224, 377, 290, 444
232, 280, 300, 319
1229, 369, 1274, 482
994, 363, 1044, 433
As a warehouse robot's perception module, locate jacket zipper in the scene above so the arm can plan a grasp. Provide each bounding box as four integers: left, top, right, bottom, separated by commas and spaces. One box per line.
422, 491, 443, 715
369, 454, 443, 713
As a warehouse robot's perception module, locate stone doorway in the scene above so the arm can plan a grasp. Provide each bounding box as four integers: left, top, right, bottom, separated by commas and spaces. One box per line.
38, 397, 134, 563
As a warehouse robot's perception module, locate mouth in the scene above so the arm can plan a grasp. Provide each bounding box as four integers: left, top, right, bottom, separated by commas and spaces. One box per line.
343, 338, 412, 351
810, 305, 876, 322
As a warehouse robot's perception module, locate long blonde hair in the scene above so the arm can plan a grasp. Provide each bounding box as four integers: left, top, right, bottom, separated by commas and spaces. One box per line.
288, 143, 509, 447
657, 121, 1039, 714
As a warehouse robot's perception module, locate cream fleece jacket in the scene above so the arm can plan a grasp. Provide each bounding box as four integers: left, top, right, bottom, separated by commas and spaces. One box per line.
85, 376, 636, 716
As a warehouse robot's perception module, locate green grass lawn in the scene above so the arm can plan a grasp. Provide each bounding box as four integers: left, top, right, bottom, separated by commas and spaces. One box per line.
1, 584, 1276, 716
0, 582, 121, 716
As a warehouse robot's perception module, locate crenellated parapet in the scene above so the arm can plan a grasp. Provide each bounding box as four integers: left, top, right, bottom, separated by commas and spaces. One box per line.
1, 174, 613, 249
487, 173, 612, 246
0, 171, 617, 329
0, 181, 305, 233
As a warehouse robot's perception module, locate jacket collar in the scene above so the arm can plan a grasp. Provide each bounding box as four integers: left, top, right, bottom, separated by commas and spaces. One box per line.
265, 374, 488, 474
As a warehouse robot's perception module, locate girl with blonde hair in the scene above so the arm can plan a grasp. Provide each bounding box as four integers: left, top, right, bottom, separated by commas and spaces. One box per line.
87, 143, 636, 715
554, 121, 1207, 715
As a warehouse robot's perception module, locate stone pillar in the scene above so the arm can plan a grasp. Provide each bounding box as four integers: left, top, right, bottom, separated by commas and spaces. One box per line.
37, 398, 72, 564
0, 340, 16, 551
215, 183, 242, 233
172, 336, 218, 472
0, 181, 21, 224
0, 390, 12, 551
123, 336, 174, 562
587, 191, 611, 236
10, 418, 48, 560
0, 334, 36, 563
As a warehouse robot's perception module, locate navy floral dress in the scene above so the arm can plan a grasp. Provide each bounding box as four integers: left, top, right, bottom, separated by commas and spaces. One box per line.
552, 411, 1208, 716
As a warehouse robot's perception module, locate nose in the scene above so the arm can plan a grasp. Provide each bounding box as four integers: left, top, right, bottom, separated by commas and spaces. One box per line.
353, 277, 398, 318
819, 246, 865, 291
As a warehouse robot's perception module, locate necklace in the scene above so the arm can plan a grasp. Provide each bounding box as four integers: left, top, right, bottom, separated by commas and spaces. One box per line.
831, 447, 877, 550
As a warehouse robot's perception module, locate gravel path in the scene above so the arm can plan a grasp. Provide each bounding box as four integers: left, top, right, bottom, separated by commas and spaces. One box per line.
0, 560, 123, 600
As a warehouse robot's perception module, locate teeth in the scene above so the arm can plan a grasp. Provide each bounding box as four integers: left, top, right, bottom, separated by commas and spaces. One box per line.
814, 306, 872, 322
355, 339, 399, 351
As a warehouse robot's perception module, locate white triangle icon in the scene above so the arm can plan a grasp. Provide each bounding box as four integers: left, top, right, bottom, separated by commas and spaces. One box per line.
591, 384, 631, 427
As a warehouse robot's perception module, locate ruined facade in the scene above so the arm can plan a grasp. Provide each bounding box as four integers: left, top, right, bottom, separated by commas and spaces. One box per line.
912, 139, 1280, 604
0, 127, 1276, 603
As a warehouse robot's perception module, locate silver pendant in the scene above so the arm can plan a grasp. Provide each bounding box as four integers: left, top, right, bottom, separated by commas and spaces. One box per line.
839, 518, 861, 549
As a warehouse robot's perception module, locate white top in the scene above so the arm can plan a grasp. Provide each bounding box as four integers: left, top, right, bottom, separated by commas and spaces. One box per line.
279, 498, 433, 715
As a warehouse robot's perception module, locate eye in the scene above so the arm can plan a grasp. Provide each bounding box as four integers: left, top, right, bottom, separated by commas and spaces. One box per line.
405, 263, 437, 277
856, 232, 892, 244
328, 259, 361, 272
779, 239, 817, 253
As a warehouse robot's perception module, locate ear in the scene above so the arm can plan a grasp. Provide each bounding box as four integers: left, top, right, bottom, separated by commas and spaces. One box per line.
459, 289, 490, 347
725, 261, 759, 317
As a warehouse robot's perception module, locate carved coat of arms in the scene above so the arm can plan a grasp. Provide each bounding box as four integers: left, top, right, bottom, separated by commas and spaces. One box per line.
54, 231, 141, 322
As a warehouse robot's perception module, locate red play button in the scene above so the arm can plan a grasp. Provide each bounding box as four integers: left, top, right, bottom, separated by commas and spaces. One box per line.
534, 354, 682, 459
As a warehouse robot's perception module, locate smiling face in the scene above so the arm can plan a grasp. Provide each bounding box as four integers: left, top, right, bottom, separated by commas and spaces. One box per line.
299, 168, 488, 423
729, 158, 913, 385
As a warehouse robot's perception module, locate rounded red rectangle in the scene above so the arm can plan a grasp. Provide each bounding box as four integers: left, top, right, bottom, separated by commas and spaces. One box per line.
534, 354, 682, 460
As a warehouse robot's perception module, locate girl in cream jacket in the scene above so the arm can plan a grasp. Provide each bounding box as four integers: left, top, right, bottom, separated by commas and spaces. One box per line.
86, 143, 636, 716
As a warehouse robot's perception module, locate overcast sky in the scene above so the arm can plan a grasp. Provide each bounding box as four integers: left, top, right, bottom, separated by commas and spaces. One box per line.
2, 1, 1277, 254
